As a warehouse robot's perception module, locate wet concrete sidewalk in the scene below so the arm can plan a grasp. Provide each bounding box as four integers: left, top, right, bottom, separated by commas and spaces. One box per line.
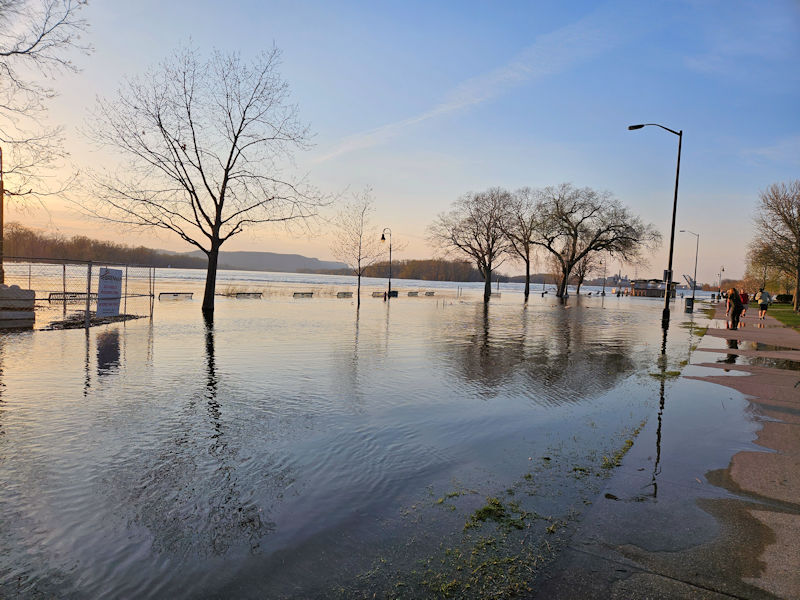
531, 303, 800, 599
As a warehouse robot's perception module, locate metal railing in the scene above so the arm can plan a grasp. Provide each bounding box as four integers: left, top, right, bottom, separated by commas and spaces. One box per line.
3, 257, 155, 329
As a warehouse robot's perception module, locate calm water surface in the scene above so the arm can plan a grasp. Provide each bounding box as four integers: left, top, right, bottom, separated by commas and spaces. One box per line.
0, 282, 704, 598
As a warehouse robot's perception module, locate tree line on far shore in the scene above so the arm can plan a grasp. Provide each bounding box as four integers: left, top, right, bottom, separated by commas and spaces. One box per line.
4, 222, 208, 269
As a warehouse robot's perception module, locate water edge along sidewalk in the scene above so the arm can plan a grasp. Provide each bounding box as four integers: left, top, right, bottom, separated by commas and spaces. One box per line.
531, 303, 800, 599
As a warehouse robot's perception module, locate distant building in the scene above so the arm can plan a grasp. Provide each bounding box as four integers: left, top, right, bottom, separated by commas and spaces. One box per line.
626, 279, 677, 298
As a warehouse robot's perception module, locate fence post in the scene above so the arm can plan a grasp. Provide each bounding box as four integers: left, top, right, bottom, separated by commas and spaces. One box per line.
124, 265, 128, 316
28, 264, 31, 289
85, 261, 92, 328
62, 263, 67, 315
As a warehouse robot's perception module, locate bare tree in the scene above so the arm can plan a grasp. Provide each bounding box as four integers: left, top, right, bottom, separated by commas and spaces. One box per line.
86, 46, 323, 320
751, 180, 800, 311
528, 183, 660, 298
330, 187, 383, 309
0, 0, 89, 281
572, 252, 600, 295
428, 187, 511, 303
501, 187, 539, 302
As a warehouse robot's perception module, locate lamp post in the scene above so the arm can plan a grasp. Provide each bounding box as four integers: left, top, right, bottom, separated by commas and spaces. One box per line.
380, 227, 392, 298
718, 266, 724, 296
601, 259, 607, 296
679, 229, 699, 312
628, 123, 682, 329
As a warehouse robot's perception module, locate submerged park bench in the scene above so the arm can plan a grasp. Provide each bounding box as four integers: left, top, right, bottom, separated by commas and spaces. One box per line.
293, 292, 313, 298
48, 292, 98, 303
337, 291, 353, 298
235, 292, 262, 299
158, 292, 193, 300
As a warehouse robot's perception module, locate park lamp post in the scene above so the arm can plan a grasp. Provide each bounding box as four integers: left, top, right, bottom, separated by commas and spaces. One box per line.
628, 123, 682, 329
679, 229, 699, 312
381, 227, 392, 298
599, 258, 607, 296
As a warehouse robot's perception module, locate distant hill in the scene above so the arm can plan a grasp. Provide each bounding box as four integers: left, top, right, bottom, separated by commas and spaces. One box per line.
178, 250, 347, 273
6, 222, 347, 273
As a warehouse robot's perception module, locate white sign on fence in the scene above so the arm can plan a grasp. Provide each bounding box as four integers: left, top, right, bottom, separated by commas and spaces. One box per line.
97, 268, 123, 317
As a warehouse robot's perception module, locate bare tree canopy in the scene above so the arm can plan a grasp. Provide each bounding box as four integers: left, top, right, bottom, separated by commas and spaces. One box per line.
750, 180, 800, 311
87, 46, 324, 319
428, 187, 511, 303
500, 187, 539, 301
528, 183, 660, 297
330, 187, 383, 308
0, 0, 89, 198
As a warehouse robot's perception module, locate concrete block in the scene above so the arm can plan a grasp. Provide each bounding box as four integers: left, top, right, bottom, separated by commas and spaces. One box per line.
0, 285, 35, 310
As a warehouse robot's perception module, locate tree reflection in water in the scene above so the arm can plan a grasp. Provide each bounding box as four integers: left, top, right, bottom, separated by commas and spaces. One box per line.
437, 299, 637, 404
104, 320, 280, 560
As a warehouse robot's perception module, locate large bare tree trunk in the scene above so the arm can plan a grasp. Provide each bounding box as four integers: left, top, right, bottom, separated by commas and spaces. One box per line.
483, 267, 492, 303
203, 249, 219, 320
524, 256, 530, 302
794, 255, 799, 312
557, 271, 569, 297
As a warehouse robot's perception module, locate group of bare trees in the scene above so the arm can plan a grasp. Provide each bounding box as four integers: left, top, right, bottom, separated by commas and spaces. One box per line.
748, 180, 800, 311
429, 184, 661, 303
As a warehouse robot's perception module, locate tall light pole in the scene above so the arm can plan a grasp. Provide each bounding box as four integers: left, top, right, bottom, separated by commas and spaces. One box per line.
381, 227, 392, 298
601, 258, 607, 296
680, 229, 699, 312
628, 123, 682, 329
718, 266, 724, 296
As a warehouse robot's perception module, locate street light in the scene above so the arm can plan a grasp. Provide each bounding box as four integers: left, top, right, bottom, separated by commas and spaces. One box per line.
600, 258, 607, 296
718, 266, 724, 296
380, 227, 392, 298
679, 230, 699, 312
628, 123, 682, 329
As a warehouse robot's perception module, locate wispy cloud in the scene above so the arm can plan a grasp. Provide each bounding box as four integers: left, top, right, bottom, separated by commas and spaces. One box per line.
744, 135, 800, 166
315, 2, 638, 163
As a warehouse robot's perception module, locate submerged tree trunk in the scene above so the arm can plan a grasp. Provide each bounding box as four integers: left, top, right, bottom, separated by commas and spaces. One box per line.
203, 247, 219, 320
483, 267, 492, 303
524, 258, 530, 302
357, 274, 362, 309
557, 271, 569, 298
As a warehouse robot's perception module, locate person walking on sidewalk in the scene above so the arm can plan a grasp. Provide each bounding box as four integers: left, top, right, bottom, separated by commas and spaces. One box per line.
755, 288, 772, 319
726, 287, 744, 330
740, 290, 750, 318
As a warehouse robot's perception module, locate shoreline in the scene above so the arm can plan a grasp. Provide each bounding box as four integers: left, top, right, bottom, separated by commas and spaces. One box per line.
531, 303, 800, 599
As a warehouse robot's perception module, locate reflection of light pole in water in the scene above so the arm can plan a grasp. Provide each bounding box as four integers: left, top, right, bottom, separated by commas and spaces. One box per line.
628, 123, 682, 330
380, 228, 392, 298
680, 230, 699, 312
646, 327, 669, 498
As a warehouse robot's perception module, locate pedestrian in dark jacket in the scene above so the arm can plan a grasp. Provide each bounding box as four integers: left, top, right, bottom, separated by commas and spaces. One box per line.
726, 287, 743, 330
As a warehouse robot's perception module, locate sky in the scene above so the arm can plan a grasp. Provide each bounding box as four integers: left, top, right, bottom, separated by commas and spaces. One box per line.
6, 0, 800, 283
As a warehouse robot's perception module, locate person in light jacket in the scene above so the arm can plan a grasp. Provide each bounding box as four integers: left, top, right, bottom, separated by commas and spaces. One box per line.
755, 288, 772, 320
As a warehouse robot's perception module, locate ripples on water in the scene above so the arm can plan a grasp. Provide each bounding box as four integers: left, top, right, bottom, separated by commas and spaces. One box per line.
0, 287, 701, 598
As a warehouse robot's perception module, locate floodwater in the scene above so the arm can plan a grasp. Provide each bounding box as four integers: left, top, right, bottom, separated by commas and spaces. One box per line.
0, 280, 712, 599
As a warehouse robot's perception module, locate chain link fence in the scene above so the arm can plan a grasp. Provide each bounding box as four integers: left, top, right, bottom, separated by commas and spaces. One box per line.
3, 257, 155, 329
